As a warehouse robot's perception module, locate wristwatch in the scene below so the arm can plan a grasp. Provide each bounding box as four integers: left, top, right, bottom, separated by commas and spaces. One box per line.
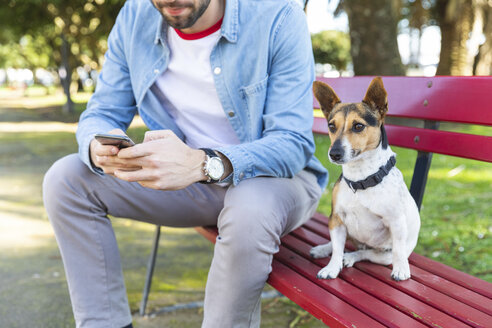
200, 148, 225, 184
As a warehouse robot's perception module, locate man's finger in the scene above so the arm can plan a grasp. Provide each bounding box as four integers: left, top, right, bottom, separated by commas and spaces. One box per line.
94, 144, 119, 156
143, 129, 173, 143
99, 162, 141, 170
117, 143, 152, 159
101, 165, 141, 174
113, 168, 157, 182
96, 154, 140, 167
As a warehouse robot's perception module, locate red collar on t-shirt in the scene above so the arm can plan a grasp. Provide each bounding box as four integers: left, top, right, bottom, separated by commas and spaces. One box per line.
174, 17, 223, 40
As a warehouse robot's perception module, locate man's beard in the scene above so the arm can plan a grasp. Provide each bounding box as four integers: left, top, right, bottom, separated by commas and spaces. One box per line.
152, 0, 211, 30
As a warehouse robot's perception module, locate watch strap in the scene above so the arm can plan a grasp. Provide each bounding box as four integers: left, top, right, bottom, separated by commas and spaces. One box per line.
200, 148, 218, 158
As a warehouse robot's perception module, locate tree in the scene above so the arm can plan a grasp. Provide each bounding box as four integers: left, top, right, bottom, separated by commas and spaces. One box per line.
311, 30, 351, 71
473, 0, 492, 75
334, 0, 405, 75
434, 0, 475, 75
0, 0, 125, 113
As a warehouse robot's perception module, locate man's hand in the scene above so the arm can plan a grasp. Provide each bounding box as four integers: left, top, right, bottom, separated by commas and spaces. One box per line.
90, 128, 141, 175
114, 130, 208, 190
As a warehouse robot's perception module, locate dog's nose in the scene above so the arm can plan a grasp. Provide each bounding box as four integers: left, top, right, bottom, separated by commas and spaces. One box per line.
329, 148, 344, 162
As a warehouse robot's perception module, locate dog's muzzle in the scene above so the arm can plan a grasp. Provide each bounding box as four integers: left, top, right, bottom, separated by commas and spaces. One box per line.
329, 140, 345, 163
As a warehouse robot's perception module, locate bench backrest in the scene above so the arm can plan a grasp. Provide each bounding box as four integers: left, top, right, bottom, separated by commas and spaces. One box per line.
312, 76, 492, 208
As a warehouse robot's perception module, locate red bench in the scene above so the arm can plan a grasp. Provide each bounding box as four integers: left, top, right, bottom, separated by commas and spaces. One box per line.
141, 76, 492, 327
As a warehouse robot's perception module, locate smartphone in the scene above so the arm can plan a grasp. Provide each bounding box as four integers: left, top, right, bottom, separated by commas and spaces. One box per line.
94, 133, 135, 149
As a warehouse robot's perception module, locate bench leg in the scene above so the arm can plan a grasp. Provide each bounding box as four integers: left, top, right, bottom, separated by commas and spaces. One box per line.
139, 225, 162, 316
409, 121, 439, 210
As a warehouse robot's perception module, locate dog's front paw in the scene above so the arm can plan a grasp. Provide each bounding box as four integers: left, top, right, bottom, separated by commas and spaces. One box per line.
391, 262, 411, 281
343, 252, 360, 267
310, 243, 332, 259
316, 263, 342, 279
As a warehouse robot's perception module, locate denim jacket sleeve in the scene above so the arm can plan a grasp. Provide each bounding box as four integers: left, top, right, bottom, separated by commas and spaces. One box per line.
217, 4, 316, 186
76, 1, 137, 174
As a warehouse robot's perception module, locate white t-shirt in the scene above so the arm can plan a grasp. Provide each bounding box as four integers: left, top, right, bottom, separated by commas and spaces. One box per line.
155, 22, 240, 149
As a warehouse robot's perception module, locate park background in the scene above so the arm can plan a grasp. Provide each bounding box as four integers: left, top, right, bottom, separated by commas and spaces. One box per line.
0, 0, 491, 327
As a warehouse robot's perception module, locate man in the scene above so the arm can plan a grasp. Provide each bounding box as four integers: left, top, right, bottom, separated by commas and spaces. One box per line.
43, 0, 328, 327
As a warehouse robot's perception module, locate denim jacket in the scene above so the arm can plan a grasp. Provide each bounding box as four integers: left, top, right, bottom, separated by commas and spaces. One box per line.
76, 0, 328, 189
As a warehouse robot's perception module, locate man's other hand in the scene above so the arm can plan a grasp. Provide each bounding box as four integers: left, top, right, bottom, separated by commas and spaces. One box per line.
90, 129, 141, 175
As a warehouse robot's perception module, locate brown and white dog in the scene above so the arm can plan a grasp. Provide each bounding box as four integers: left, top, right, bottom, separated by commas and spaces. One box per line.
310, 77, 420, 281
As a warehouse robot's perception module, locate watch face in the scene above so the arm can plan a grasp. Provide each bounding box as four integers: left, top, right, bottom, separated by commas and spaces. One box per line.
207, 157, 224, 180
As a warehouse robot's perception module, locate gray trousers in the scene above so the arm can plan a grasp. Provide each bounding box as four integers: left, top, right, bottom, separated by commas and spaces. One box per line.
43, 154, 322, 328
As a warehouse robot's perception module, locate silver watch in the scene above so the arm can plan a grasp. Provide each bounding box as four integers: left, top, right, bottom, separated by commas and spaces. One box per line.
200, 148, 224, 183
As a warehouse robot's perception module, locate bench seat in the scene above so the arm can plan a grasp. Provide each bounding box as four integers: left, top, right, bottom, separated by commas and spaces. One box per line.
196, 212, 492, 328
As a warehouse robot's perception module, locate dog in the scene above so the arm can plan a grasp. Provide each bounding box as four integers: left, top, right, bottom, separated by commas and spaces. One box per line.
309, 77, 420, 281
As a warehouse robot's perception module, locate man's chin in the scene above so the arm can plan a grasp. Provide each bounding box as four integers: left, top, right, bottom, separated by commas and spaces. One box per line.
161, 12, 195, 29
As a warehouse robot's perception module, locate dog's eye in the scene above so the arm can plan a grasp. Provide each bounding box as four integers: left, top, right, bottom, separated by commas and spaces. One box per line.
328, 123, 336, 133
353, 123, 365, 132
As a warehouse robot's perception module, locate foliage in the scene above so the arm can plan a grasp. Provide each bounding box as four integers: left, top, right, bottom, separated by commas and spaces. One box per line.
311, 30, 351, 70
0, 32, 54, 70
400, 0, 492, 75
0, 0, 126, 112
0, 0, 125, 71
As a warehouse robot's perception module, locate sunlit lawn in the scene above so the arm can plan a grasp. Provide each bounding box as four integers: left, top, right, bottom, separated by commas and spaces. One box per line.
0, 89, 490, 327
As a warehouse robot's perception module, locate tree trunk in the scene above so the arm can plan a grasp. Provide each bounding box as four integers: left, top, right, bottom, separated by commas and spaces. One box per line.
473, 2, 492, 75
435, 0, 474, 75
60, 33, 74, 114
342, 0, 405, 75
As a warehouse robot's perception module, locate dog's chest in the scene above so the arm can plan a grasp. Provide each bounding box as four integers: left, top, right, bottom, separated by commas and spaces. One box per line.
336, 185, 392, 249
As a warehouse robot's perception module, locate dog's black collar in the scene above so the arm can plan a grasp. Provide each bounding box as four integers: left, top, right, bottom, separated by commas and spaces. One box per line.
343, 156, 396, 192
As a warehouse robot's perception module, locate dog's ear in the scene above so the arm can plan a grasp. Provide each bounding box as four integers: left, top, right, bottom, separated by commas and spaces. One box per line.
362, 77, 388, 118
313, 81, 341, 118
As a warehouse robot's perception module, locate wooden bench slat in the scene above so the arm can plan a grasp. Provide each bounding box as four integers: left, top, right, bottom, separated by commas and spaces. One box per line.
304, 218, 492, 315
311, 213, 492, 300
385, 125, 492, 163
289, 223, 492, 327
194, 226, 218, 243
352, 260, 492, 328
281, 234, 473, 328
270, 261, 387, 328
409, 265, 492, 316
313, 117, 492, 162
408, 253, 492, 300
315, 76, 492, 126
277, 237, 428, 328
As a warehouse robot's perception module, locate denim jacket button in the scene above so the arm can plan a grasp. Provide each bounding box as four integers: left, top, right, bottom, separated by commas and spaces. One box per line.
154, 69, 159, 74
213, 67, 222, 75
228, 111, 235, 117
